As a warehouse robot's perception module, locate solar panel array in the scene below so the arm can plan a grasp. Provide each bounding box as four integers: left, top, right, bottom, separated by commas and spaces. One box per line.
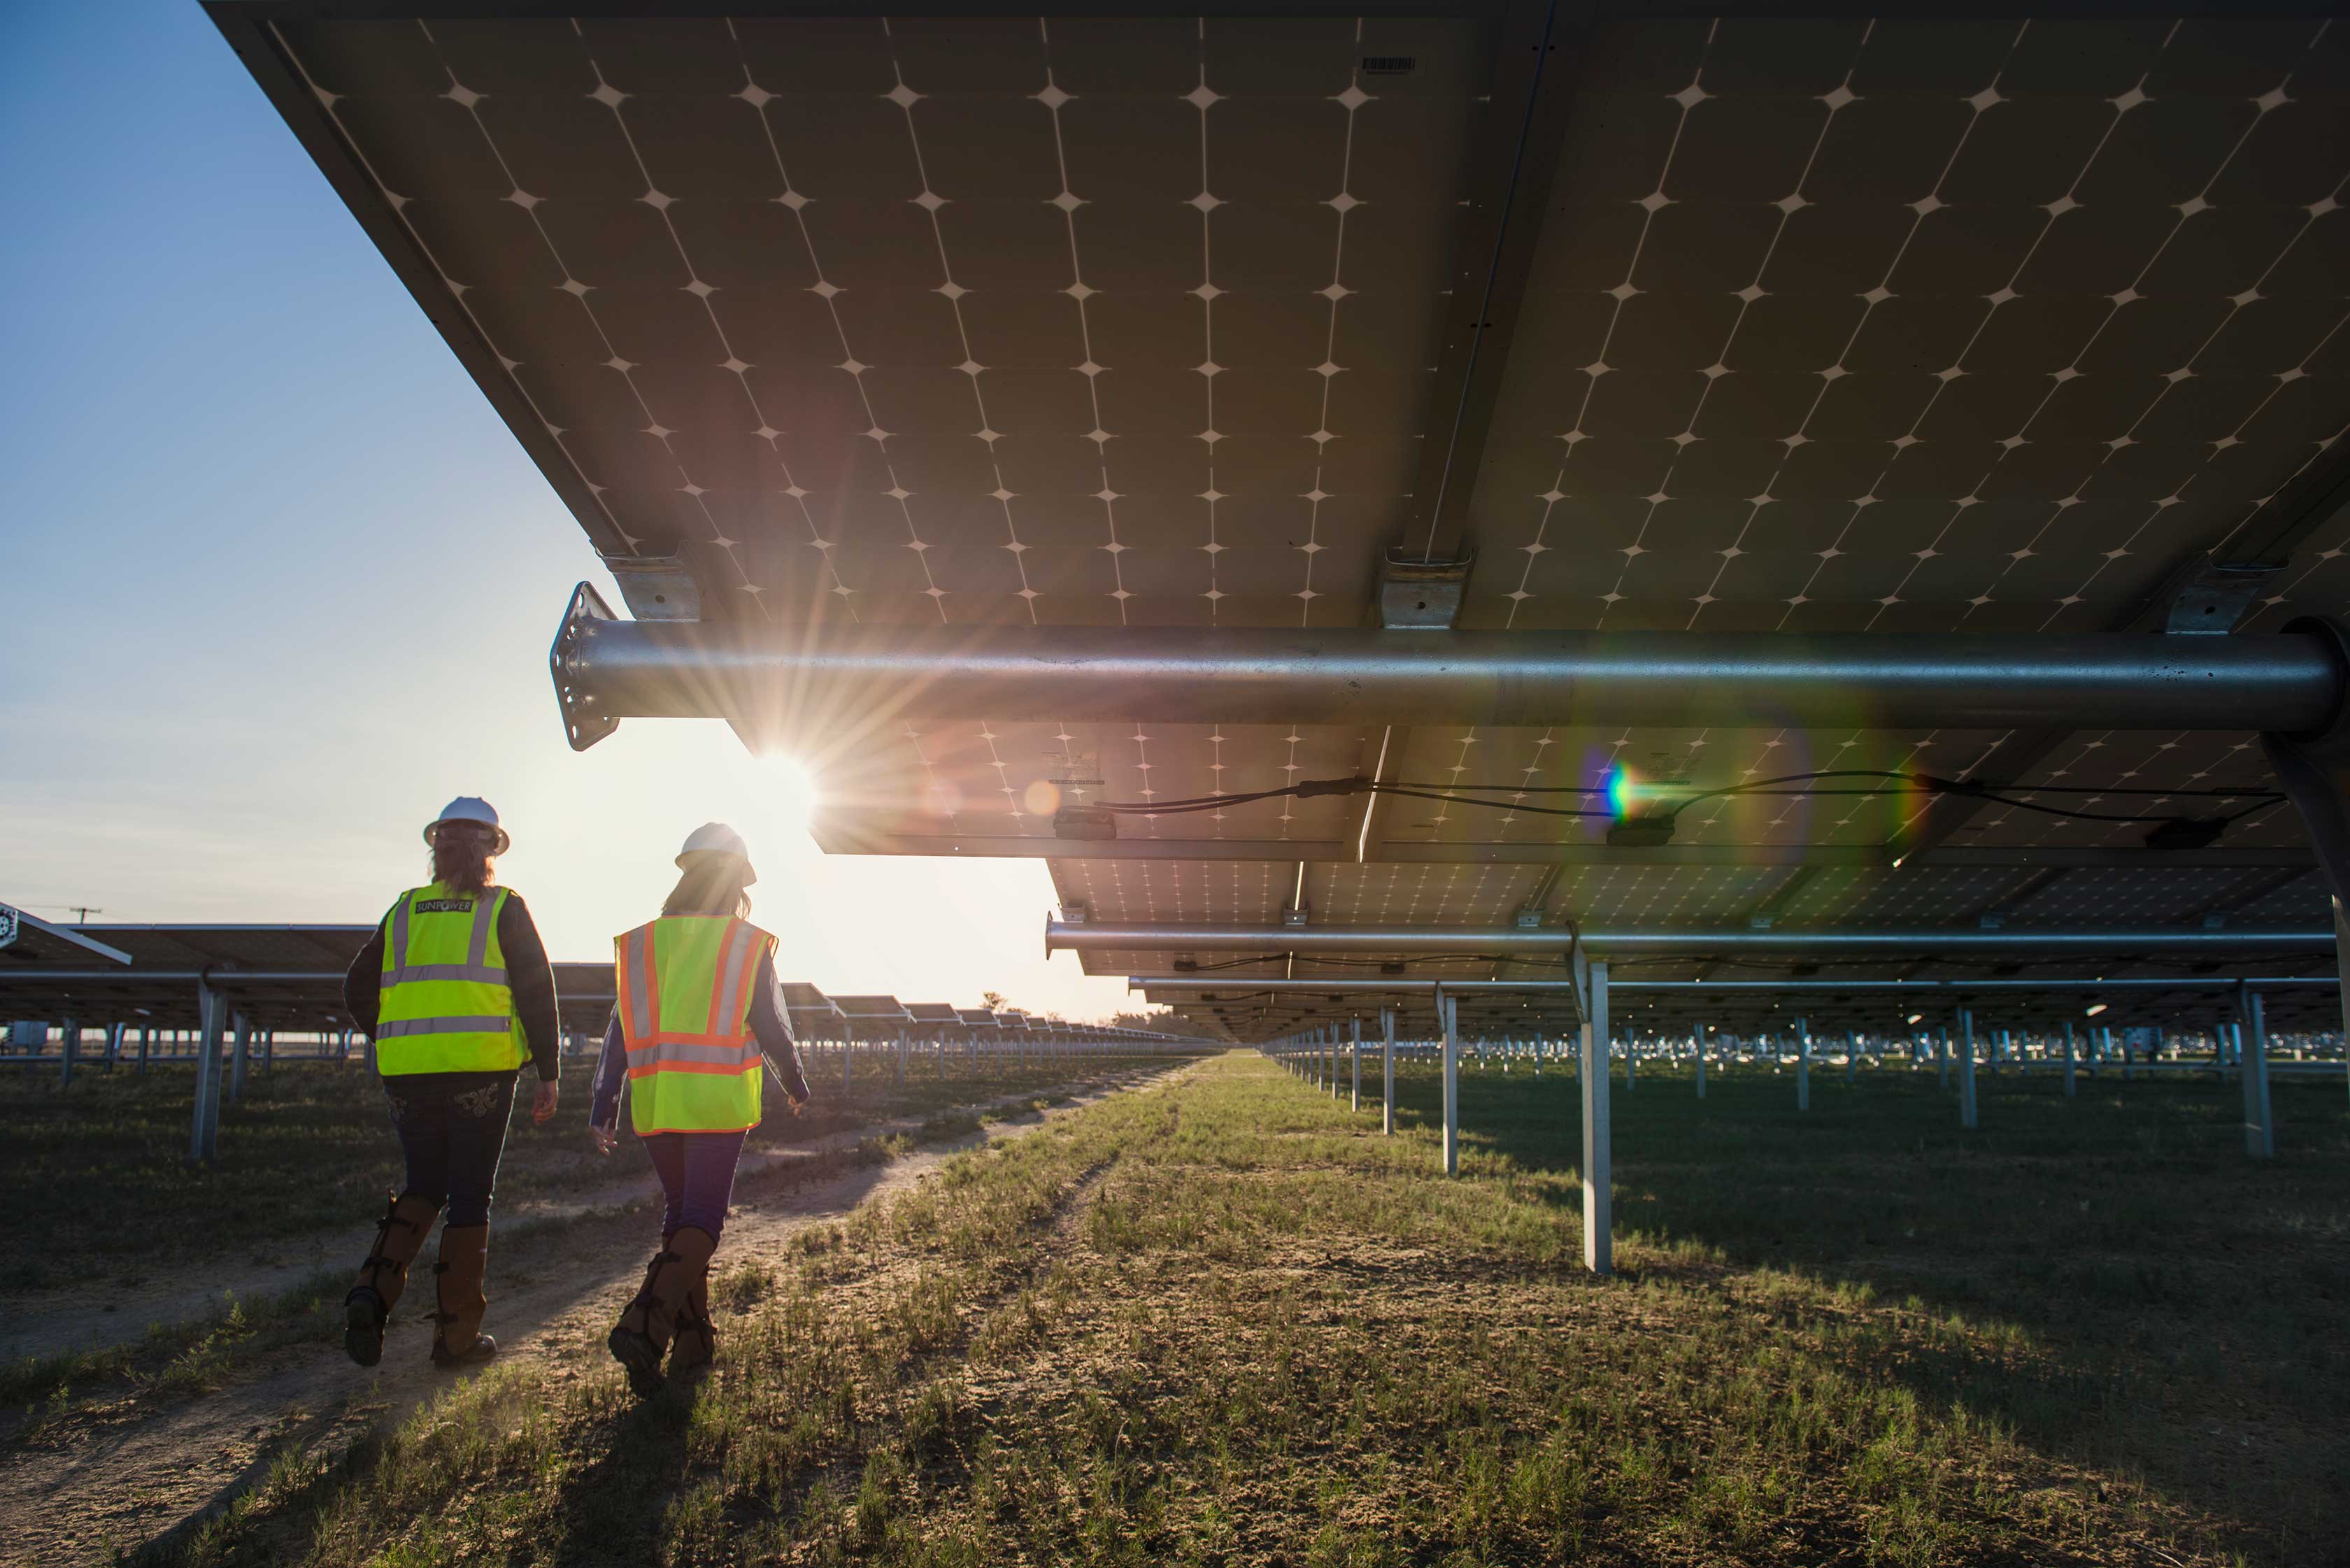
214, 5, 2350, 1036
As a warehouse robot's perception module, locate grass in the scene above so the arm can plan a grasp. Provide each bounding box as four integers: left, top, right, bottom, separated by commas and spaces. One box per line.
0, 1052, 1182, 1292
122, 1053, 2350, 1564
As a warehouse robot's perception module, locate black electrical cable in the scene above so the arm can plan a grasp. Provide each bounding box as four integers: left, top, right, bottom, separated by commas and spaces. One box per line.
1085, 767, 2282, 832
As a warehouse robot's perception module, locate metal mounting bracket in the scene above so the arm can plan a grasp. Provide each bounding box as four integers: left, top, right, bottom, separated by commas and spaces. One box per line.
1379, 546, 1476, 629
601, 552, 705, 621
550, 580, 620, 752
2150, 552, 2284, 634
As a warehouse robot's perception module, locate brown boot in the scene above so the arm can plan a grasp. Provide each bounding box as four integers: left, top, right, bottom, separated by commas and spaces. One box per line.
667, 1246, 719, 1382
344, 1191, 438, 1367
607, 1227, 714, 1399
429, 1223, 497, 1369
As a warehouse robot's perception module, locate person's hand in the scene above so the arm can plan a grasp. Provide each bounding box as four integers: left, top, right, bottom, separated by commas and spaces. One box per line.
590, 1123, 619, 1155
532, 1079, 560, 1124
789, 1095, 809, 1117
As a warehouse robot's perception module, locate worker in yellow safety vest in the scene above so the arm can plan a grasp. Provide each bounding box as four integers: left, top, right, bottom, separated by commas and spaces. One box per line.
591, 822, 810, 1397
340, 797, 562, 1370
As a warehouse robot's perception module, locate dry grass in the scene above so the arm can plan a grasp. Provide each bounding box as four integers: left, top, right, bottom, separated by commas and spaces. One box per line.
155, 1051, 2348, 1567
0, 1053, 1162, 1292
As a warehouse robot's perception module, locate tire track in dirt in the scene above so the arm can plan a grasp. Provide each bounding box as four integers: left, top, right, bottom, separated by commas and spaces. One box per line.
0, 1069, 1182, 1568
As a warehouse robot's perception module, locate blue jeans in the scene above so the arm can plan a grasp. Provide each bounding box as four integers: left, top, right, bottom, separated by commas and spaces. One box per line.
381, 1070, 516, 1227
641, 1130, 750, 1239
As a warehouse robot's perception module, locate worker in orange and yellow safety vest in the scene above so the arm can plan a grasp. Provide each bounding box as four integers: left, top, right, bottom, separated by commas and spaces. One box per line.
590, 822, 810, 1397
340, 796, 562, 1370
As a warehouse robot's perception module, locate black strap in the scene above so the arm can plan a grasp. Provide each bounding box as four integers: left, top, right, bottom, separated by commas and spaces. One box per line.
628, 1250, 684, 1307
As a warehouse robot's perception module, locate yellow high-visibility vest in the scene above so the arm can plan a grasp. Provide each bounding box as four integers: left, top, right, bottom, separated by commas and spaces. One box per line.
613, 915, 778, 1134
375, 884, 527, 1075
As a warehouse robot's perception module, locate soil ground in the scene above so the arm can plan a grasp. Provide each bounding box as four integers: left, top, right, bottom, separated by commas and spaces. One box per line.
4, 1050, 2344, 1567
0, 1059, 1185, 1567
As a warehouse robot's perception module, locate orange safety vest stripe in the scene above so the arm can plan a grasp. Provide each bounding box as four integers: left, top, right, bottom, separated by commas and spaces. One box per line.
612, 916, 775, 1132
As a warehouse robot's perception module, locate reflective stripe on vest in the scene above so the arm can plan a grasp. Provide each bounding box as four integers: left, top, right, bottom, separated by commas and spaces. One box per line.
376, 885, 526, 1074
613, 915, 777, 1134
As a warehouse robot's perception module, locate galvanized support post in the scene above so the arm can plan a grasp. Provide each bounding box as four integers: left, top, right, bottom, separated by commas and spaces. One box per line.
2239, 983, 2274, 1160
1937, 1025, 1950, 1091
1441, 990, 1460, 1177
229, 1013, 250, 1104
895, 1028, 906, 1088
1624, 1019, 1635, 1091
843, 1024, 854, 1096
2337, 898, 2350, 1111
105, 1021, 124, 1071
137, 1024, 152, 1074
190, 983, 225, 1164
1581, 960, 1611, 1277
1958, 1008, 1979, 1130
1351, 1017, 1362, 1112
1845, 1029, 1857, 1084
1694, 1021, 1707, 1099
1795, 1017, 1811, 1111
57, 1018, 79, 1088
2063, 1019, 2077, 1097
1381, 1007, 1396, 1136
263, 1028, 274, 1076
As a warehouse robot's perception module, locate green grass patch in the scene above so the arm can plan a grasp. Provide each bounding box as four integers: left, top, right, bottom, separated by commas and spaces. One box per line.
149, 1053, 2349, 1566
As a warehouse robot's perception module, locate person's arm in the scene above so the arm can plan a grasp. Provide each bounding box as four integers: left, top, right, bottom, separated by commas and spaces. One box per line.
496, 892, 562, 1083
342, 909, 392, 1037
590, 1007, 628, 1136
748, 949, 811, 1104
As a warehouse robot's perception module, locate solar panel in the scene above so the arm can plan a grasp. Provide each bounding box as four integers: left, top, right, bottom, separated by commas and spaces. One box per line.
211, 4, 2350, 1038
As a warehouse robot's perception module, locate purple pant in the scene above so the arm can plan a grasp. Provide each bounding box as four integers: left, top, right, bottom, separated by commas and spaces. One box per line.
640, 1129, 749, 1239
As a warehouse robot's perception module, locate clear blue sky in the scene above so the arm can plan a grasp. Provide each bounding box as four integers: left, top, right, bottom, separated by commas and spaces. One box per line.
0, 1, 1129, 1020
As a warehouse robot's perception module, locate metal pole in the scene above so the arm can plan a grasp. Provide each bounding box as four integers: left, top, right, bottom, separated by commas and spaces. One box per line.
843, 1023, 854, 1095
190, 983, 223, 1164
1065, 921, 2334, 955
1381, 1006, 1395, 1136
137, 1024, 150, 1075
229, 1013, 250, 1104
1844, 1029, 1856, 1084
1581, 960, 1611, 1277
2063, 1018, 2077, 1097
105, 1021, 124, 1071
2240, 982, 2274, 1160
560, 617, 2348, 732
1937, 1026, 1950, 1090
59, 1018, 78, 1088
2337, 897, 2350, 1111
1441, 990, 1460, 1177
1958, 1008, 1979, 1130
1796, 1016, 1811, 1112
1694, 1020, 1706, 1099
263, 1028, 274, 1076
1351, 1016, 1361, 1111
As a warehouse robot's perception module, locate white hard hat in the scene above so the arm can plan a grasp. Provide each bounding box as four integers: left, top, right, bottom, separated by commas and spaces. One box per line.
676, 821, 756, 885
424, 796, 511, 856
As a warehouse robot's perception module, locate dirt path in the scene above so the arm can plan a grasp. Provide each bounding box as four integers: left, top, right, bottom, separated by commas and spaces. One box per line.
0, 1068, 1183, 1568
0, 1071, 1158, 1368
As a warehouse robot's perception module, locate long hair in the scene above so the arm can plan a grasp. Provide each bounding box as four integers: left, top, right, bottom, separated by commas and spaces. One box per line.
427, 823, 497, 897
663, 859, 753, 920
